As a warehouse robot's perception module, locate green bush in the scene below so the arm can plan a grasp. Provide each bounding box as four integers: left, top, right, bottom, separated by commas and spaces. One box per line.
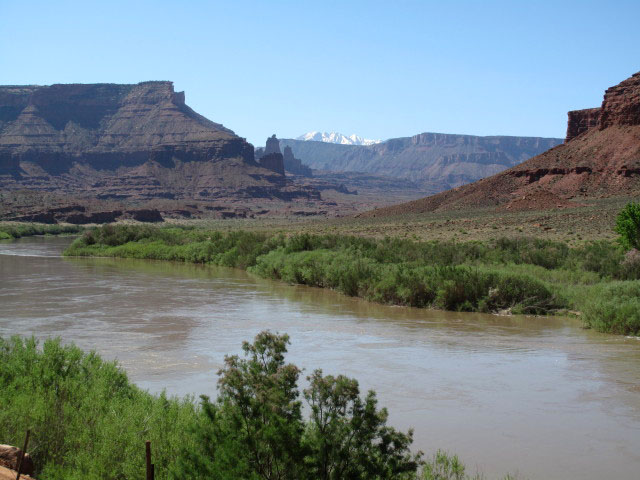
582, 281, 640, 335
0, 223, 84, 239
615, 202, 640, 251
0, 336, 196, 479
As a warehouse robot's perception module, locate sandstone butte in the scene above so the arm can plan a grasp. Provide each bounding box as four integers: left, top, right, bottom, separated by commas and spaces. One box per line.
0, 81, 317, 203
360, 71, 640, 217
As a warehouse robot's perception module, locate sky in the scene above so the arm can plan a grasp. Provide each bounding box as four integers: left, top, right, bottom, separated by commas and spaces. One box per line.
1, 0, 638, 146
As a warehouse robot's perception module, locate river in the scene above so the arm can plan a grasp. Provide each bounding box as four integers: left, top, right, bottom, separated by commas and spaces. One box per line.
1, 236, 639, 479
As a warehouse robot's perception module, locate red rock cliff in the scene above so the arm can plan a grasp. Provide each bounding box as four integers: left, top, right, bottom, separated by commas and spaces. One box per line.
0, 81, 252, 174
565, 71, 640, 141
566, 108, 600, 142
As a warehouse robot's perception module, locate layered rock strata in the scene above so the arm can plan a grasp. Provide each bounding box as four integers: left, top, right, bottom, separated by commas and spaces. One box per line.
280, 133, 563, 191
0, 82, 316, 202
565, 72, 640, 141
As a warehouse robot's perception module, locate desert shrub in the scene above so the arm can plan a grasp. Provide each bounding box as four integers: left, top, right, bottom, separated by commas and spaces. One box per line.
421, 451, 467, 480
371, 265, 436, 307
582, 281, 640, 335
0, 336, 196, 479
484, 272, 560, 314
433, 267, 491, 312
568, 241, 625, 278
619, 249, 640, 280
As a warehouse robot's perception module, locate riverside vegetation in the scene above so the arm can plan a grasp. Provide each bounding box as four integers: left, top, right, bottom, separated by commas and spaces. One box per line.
0, 223, 83, 240
64, 216, 640, 335
0, 334, 512, 480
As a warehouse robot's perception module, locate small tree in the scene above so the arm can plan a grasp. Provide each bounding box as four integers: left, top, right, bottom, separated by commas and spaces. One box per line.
615, 202, 640, 251
173, 332, 306, 480
173, 332, 421, 479
303, 369, 421, 479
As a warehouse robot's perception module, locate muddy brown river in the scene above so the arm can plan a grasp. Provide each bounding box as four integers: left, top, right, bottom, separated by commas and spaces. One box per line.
1, 236, 639, 479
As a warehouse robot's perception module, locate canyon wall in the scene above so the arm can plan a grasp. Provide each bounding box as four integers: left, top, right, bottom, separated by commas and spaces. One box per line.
0, 82, 316, 202
281, 133, 563, 192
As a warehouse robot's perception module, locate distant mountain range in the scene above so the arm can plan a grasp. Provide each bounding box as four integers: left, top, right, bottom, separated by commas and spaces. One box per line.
280, 133, 563, 192
296, 131, 381, 146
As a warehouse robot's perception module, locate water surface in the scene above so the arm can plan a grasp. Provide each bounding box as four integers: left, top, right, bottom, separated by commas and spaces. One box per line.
1, 236, 639, 479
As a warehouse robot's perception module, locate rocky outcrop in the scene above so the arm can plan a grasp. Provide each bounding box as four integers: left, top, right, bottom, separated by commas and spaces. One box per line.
0, 465, 36, 480
259, 153, 285, 176
256, 138, 313, 177
6, 207, 164, 224
600, 71, 640, 128
257, 135, 285, 175
283, 146, 313, 177
566, 108, 600, 142
0, 82, 316, 203
263, 134, 281, 156
0, 444, 34, 476
360, 71, 640, 217
565, 72, 640, 141
125, 209, 163, 222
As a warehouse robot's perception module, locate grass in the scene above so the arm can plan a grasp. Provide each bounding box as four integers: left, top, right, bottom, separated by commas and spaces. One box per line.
63, 225, 640, 335
0, 222, 84, 239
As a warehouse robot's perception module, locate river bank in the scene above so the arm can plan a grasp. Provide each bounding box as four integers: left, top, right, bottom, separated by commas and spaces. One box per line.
0, 222, 83, 240
63, 225, 640, 335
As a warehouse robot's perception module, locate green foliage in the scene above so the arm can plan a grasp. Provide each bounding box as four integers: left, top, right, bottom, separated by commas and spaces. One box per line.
422, 451, 467, 480
303, 370, 420, 479
2, 334, 518, 479
64, 225, 639, 333
615, 202, 640, 250
421, 451, 520, 480
0, 223, 84, 239
582, 281, 640, 335
0, 336, 196, 479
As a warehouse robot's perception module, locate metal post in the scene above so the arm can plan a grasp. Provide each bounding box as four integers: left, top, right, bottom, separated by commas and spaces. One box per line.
15, 429, 30, 480
145, 441, 152, 480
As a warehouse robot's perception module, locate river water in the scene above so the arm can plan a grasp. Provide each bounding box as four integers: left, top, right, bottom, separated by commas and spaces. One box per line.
1, 236, 639, 479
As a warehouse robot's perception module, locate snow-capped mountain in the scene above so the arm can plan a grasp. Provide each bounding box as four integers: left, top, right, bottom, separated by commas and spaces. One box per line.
296, 131, 381, 146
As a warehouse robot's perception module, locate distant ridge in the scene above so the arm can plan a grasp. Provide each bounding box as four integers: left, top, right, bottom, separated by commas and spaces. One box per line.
297, 131, 381, 146
359, 71, 640, 217
281, 132, 562, 192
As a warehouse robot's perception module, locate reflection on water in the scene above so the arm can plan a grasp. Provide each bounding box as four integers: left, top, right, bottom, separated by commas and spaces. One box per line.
1, 236, 639, 479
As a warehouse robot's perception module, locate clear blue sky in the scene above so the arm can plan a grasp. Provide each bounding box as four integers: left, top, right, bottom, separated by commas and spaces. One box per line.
1, 0, 638, 146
